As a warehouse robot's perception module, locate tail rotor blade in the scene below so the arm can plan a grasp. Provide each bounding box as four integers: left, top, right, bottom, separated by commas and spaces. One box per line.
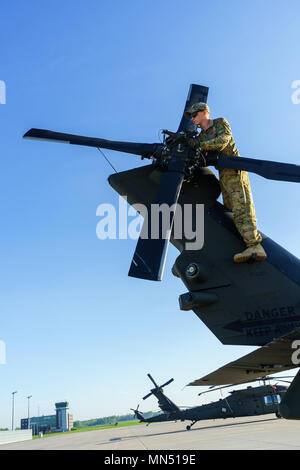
128, 160, 186, 281
23, 128, 161, 158
177, 84, 209, 133
217, 154, 300, 183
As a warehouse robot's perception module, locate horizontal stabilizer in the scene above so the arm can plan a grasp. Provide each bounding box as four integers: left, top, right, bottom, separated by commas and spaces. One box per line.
189, 327, 300, 386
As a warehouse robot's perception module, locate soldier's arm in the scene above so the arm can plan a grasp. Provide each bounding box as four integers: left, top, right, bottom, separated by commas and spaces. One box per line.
199, 118, 232, 152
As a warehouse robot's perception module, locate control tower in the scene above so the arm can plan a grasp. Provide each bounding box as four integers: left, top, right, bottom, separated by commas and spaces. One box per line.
55, 402, 69, 432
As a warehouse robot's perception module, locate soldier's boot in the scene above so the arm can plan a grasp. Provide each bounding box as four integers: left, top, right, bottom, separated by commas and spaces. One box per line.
233, 243, 267, 263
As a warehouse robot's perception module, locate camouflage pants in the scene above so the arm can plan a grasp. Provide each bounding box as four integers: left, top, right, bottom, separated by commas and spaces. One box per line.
219, 169, 262, 247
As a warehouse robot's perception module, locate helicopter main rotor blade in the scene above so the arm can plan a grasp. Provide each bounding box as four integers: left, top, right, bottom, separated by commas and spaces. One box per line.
161, 378, 174, 388
23, 128, 161, 158
147, 374, 159, 388
199, 375, 295, 395
143, 392, 153, 400
217, 154, 300, 183
177, 84, 209, 133
128, 160, 186, 281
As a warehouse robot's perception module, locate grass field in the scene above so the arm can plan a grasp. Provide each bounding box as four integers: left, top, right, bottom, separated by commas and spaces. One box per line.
33, 420, 142, 439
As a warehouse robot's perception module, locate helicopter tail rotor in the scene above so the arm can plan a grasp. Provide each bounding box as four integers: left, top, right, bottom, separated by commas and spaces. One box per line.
130, 404, 145, 421
24, 83, 300, 286
128, 84, 209, 281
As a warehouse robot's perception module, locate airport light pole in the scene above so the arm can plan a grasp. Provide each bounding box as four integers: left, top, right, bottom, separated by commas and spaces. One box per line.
27, 395, 32, 430
11, 391, 17, 431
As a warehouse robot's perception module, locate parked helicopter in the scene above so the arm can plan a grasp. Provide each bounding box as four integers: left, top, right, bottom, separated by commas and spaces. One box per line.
23, 83, 300, 418
132, 374, 291, 431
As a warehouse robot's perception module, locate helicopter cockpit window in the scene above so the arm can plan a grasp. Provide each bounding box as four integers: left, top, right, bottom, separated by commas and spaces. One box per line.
264, 395, 273, 405
273, 394, 281, 404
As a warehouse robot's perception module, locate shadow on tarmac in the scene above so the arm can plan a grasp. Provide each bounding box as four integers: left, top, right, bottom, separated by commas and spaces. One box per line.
99, 417, 278, 446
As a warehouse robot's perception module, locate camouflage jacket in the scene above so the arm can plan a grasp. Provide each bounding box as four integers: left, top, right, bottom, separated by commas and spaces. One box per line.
197, 118, 239, 157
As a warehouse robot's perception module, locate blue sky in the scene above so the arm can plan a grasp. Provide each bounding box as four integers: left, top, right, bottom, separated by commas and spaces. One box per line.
1, 0, 300, 428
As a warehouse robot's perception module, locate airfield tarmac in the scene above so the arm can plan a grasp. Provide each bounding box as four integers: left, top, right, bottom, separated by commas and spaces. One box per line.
1, 414, 300, 450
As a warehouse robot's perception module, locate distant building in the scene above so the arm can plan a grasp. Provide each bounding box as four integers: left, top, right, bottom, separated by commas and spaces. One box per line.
68, 413, 74, 430
21, 415, 56, 435
21, 402, 73, 435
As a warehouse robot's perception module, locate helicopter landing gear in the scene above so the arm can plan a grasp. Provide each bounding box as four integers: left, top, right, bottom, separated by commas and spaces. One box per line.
186, 421, 197, 431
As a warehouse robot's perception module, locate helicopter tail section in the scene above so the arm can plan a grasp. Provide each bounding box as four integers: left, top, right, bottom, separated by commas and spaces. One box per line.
174, 199, 300, 347
279, 368, 300, 419
135, 410, 147, 423
143, 374, 181, 415
109, 164, 300, 348
130, 405, 147, 423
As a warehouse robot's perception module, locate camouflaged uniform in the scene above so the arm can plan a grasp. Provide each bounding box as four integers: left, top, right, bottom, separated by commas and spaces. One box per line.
197, 118, 262, 247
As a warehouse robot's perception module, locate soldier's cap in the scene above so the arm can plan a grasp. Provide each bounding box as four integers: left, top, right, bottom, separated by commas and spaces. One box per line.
184, 102, 210, 118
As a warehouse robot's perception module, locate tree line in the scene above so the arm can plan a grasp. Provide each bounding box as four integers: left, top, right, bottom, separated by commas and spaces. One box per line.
73, 411, 157, 428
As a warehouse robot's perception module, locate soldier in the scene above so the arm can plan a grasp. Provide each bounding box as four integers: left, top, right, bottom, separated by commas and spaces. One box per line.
184, 102, 267, 263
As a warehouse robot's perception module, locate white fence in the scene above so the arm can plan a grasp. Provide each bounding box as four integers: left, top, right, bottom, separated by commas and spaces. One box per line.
0, 430, 32, 445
